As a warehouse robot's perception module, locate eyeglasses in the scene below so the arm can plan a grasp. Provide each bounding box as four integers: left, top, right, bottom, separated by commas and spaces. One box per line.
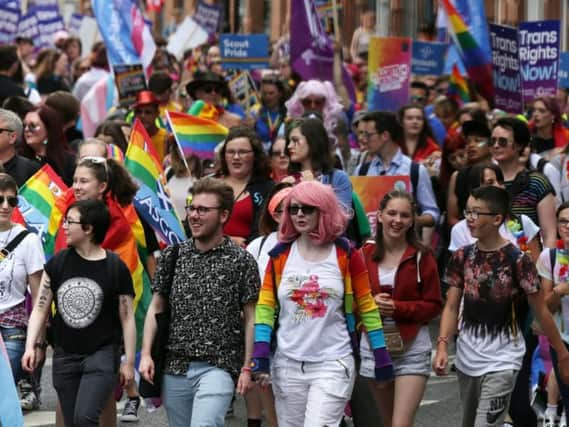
288, 204, 318, 216
301, 97, 325, 109
63, 218, 82, 226
23, 123, 40, 132
362, 131, 379, 139
271, 150, 287, 157
199, 84, 221, 94
0, 195, 18, 207
463, 209, 498, 220
558, 219, 569, 227
490, 137, 510, 147
225, 149, 253, 158
185, 205, 223, 216
0, 128, 14, 134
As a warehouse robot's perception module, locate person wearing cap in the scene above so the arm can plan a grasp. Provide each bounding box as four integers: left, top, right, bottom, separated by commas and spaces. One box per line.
148, 71, 182, 120
133, 90, 169, 163
447, 118, 493, 226
186, 70, 241, 128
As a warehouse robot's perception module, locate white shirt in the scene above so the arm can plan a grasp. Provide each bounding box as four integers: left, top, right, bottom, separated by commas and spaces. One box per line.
0, 224, 45, 313
246, 232, 279, 281
449, 215, 540, 252
275, 242, 352, 362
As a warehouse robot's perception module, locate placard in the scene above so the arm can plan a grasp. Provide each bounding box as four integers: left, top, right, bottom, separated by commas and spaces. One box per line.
411, 41, 447, 76
113, 64, 147, 107
220, 34, 269, 70
490, 24, 523, 113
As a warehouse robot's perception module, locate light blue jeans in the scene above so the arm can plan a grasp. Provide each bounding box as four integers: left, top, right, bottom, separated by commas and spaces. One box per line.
162, 361, 234, 427
0, 327, 26, 383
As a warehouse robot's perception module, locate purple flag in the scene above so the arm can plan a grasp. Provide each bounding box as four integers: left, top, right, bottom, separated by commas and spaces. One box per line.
490, 24, 523, 114
290, 0, 355, 102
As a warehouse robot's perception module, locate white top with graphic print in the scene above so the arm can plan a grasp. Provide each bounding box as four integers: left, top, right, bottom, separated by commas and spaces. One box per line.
275, 241, 352, 362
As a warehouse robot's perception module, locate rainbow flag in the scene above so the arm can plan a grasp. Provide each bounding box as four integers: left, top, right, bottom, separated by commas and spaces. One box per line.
18, 165, 68, 257
107, 143, 125, 162
440, 0, 494, 102
448, 64, 470, 104
125, 120, 186, 246
166, 110, 228, 160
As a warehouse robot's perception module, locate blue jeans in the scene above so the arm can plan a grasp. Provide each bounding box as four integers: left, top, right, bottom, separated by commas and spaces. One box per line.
550, 342, 569, 412
162, 361, 234, 427
0, 327, 26, 383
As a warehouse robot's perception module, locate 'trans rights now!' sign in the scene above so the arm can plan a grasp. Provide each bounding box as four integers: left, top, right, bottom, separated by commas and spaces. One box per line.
219, 34, 269, 70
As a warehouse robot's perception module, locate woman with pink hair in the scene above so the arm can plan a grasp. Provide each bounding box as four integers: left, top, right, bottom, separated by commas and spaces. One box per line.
251, 181, 393, 426
285, 79, 345, 136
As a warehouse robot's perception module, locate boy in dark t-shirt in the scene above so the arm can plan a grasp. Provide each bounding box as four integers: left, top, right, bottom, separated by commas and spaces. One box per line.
433, 186, 569, 427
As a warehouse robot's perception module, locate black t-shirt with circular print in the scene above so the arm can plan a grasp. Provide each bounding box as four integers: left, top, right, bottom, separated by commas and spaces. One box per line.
45, 248, 134, 354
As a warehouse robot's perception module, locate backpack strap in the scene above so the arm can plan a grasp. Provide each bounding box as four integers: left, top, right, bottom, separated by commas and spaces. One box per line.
537, 157, 548, 174
358, 161, 371, 176
0, 230, 30, 260
410, 162, 420, 193
258, 234, 270, 259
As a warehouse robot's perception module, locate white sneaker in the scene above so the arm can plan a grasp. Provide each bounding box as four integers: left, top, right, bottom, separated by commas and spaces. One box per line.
560, 412, 567, 427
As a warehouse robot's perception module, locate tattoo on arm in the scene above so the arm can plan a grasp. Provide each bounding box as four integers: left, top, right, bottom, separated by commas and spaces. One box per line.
36, 283, 52, 310
119, 295, 130, 318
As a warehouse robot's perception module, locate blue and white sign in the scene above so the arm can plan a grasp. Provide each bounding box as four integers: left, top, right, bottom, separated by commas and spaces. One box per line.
0, 3, 20, 43
220, 34, 269, 70
17, 11, 40, 43
411, 41, 448, 75
559, 52, 569, 88
193, 0, 221, 35
33, 5, 65, 48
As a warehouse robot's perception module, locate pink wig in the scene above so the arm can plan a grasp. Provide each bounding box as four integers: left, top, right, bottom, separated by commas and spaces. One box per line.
285, 79, 344, 133
279, 181, 349, 245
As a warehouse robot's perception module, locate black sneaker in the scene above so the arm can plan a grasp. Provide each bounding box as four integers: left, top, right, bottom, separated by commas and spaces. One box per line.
119, 396, 140, 422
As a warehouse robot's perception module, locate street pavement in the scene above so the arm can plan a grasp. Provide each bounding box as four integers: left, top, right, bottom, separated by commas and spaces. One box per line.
24, 322, 464, 426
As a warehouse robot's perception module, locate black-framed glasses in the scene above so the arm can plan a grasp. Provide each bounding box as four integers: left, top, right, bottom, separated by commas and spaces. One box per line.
225, 149, 253, 158
362, 131, 379, 139
0, 196, 18, 207
288, 204, 318, 216
0, 128, 14, 134
490, 137, 510, 147
63, 218, 82, 226
558, 219, 569, 227
185, 205, 223, 216
463, 209, 498, 220
301, 97, 325, 109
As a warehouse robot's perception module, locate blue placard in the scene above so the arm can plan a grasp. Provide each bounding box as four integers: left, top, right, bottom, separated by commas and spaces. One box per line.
411, 41, 447, 75
220, 34, 269, 70
559, 52, 569, 88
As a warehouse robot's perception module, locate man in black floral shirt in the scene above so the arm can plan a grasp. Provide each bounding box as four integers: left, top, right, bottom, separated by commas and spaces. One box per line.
140, 177, 259, 427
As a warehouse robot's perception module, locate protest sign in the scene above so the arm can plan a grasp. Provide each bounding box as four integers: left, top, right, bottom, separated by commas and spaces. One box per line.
193, 0, 222, 35
518, 20, 560, 103
34, 5, 66, 48
17, 11, 40, 43
166, 16, 208, 61
219, 34, 269, 70
559, 52, 569, 89
113, 64, 147, 107
411, 41, 447, 76
367, 37, 412, 112
68, 13, 83, 35
490, 24, 523, 113
228, 71, 260, 115
350, 176, 410, 235
0, 3, 19, 43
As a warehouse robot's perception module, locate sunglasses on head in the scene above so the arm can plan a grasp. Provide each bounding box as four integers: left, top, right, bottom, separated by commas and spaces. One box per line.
0, 195, 18, 207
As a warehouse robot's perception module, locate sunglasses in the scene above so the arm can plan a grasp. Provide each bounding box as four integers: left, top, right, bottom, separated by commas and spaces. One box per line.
0, 195, 18, 207
23, 123, 40, 132
200, 84, 220, 94
301, 97, 325, 109
490, 137, 510, 147
288, 204, 318, 215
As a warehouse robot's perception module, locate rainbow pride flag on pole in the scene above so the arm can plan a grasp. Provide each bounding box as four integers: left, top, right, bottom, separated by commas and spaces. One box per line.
440, 0, 494, 102
166, 110, 228, 160
18, 165, 68, 257
125, 120, 186, 246
448, 64, 471, 104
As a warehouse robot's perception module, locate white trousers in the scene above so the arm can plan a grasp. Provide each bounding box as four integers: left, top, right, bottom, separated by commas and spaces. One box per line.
272, 353, 356, 427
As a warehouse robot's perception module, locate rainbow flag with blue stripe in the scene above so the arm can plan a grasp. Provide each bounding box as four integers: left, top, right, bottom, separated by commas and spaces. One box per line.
448, 64, 471, 104
166, 111, 228, 160
441, 0, 493, 102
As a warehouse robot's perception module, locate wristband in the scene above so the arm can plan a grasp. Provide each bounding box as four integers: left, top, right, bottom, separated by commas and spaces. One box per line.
436, 336, 449, 345
34, 342, 47, 350
241, 367, 252, 374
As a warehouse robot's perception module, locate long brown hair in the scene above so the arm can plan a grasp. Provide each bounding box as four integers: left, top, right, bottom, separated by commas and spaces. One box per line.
372, 189, 425, 262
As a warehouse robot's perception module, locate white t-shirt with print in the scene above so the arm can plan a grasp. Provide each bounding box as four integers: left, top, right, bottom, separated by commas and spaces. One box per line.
0, 224, 45, 313
537, 247, 569, 345
275, 241, 352, 362
449, 215, 540, 252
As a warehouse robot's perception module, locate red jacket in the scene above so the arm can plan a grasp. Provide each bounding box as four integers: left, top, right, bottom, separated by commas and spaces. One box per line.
362, 243, 442, 342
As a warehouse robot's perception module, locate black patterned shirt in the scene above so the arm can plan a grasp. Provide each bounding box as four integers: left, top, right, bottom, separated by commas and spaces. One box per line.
152, 237, 260, 380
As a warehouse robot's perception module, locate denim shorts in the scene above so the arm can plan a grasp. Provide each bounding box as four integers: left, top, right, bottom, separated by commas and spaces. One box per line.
360, 350, 432, 378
